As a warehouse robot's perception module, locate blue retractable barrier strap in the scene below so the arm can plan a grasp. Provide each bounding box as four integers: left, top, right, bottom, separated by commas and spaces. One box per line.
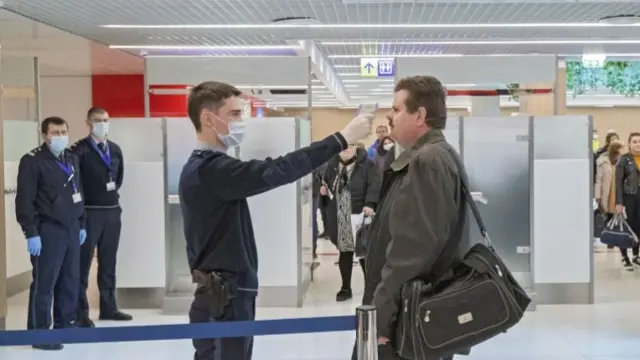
0, 315, 356, 346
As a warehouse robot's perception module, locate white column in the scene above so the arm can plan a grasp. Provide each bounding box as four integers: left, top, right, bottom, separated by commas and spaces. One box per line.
470, 96, 500, 117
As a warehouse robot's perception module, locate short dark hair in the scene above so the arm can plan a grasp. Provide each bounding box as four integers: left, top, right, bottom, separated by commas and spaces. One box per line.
41, 116, 68, 134
629, 132, 640, 145
187, 81, 242, 132
394, 75, 447, 130
87, 107, 107, 119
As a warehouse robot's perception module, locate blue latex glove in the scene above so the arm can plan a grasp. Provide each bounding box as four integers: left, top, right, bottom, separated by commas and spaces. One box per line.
79, 229, 87, 245
27, 236, 42, 256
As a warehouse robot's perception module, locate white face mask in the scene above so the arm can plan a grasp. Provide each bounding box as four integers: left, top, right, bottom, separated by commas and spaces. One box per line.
383, 143, 394, 151
49, 135, 69, 155
211, 114, 246, 148
92, 122, 110, 138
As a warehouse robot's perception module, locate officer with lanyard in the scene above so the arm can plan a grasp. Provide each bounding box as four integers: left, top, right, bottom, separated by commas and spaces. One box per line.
70, 107, 131, 327
15, 116, 86, 350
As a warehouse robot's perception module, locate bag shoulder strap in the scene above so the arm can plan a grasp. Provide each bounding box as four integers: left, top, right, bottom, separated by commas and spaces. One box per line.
440, 142, 493, 247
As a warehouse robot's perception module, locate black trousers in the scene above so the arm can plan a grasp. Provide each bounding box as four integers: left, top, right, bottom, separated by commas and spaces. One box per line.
190, 289, 256, 360
622, 194, 640, 258
77, 208, 122, 316
338, 251, 365, 290
28, 221, 80, 330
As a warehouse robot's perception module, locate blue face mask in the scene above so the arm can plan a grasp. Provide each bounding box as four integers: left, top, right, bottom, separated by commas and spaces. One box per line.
217, 119, 246, 148
49, 135, 69, 156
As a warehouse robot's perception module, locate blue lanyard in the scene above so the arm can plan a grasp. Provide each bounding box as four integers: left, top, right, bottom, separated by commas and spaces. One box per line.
90, 139, 112, 178
55, 160, 77, 192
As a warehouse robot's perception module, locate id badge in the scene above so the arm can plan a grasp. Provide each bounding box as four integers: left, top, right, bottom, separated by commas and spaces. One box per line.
72, 192, 82, 203
106, 181, 116, 191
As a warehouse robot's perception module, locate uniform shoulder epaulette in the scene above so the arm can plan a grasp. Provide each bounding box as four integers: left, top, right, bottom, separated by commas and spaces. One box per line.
69, 138, 85, 150
26, 147, 41, 156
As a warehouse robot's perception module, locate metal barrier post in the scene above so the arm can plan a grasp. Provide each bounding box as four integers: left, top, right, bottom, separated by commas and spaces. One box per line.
356, 305, 378, 360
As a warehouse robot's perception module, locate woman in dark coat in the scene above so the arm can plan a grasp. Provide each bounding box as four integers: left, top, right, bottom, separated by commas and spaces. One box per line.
320, 144, 382, 302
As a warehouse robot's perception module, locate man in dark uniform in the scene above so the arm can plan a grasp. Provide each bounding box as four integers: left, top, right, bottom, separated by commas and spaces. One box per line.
15, 116, 87, 350
179, 81, 373, 360
70, 107, 132, 327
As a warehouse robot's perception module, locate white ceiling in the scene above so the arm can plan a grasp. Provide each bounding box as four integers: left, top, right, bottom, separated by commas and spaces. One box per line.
0, 9, 142, 76
3, 0, 640, 106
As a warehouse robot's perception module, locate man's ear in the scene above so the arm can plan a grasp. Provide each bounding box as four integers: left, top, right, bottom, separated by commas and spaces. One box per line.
418, 107, 427, 125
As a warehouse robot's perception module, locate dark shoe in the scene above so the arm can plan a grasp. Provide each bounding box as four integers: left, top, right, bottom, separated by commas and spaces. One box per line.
633, 256, 640, 267
623, 257, 634, 271
76, 315, 95, 328
318, 232, 327, 238
32, 344, 64, 350
336, 288, 353, 302
99, 310, 133, 321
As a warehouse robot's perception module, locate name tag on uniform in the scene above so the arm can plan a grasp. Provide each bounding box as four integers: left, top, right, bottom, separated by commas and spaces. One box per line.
106, 181, 116, 191
72, 192, 83, 203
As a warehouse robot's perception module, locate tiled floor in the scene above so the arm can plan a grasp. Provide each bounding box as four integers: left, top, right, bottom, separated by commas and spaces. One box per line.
2, 240, 640, 360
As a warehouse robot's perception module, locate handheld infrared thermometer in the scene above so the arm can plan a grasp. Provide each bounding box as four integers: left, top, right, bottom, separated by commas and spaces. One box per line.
356, 103, 379, 116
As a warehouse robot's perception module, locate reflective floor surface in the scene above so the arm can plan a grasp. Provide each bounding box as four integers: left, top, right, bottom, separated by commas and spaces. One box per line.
2, 239, 640, 360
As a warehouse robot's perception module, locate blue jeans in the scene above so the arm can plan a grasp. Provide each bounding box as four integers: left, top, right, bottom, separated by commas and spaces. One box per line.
312, 197, 319, 256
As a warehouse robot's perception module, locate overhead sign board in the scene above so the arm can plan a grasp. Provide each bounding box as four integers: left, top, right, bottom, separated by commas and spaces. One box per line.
360, 58, 395, 78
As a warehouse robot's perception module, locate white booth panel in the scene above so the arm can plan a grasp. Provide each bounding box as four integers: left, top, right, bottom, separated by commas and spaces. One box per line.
396, 55, 557, 84
165, 117, 197, 195
533, 116, 592, 304
241, 118, 298, 287
108, 118, 166, 288
145, 57, 309, 86
4, 120, 39, 278
240, 117, 311, 307
443, 116, 461, 152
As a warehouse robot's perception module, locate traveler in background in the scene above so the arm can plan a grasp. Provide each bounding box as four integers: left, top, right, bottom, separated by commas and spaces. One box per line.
615, 133, 640, 269
317, 162, 330, 239
592, 129, 600, 152
372, 136, 396, 171
357, 142, 366, 150
595, 140, 624, 253
321, 143, 381, 302
595, 132, 620, 161
71, 107, 132, 326
353, 75, 464, 360
367, 125, 389, 159
311, 166, 323, 259
16, 117, 86, 350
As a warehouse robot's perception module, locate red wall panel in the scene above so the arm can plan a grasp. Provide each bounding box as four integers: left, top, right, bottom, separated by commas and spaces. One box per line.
91, 74, 145, 118
148, 84, 189, 117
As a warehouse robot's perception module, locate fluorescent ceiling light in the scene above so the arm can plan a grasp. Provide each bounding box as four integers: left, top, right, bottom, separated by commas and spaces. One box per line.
338, 73, 362, 76
323, 40, 640, 46
342, 79, 395, 83
100, 23, 640, 29
344, 84, 359, 88
329, 54, 464, 58
110, 45, 300, 50
334, 65, 360, 68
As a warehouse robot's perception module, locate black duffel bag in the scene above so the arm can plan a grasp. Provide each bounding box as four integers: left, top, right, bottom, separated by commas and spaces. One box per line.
394, 147, 531, 360
600, 212, 638, 249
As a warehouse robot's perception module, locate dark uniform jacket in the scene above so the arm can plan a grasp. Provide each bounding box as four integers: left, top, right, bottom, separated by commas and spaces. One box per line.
361, 130, 468, 359
69, 137, 124, 208
15, 144, 86, 237
179, 133, 348, 293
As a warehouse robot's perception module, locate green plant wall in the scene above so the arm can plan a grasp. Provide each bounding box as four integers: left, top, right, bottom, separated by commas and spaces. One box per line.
566, 60, 640, 97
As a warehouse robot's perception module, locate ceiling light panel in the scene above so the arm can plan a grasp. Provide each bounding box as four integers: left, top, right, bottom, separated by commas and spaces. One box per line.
5, 0, 640, 49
